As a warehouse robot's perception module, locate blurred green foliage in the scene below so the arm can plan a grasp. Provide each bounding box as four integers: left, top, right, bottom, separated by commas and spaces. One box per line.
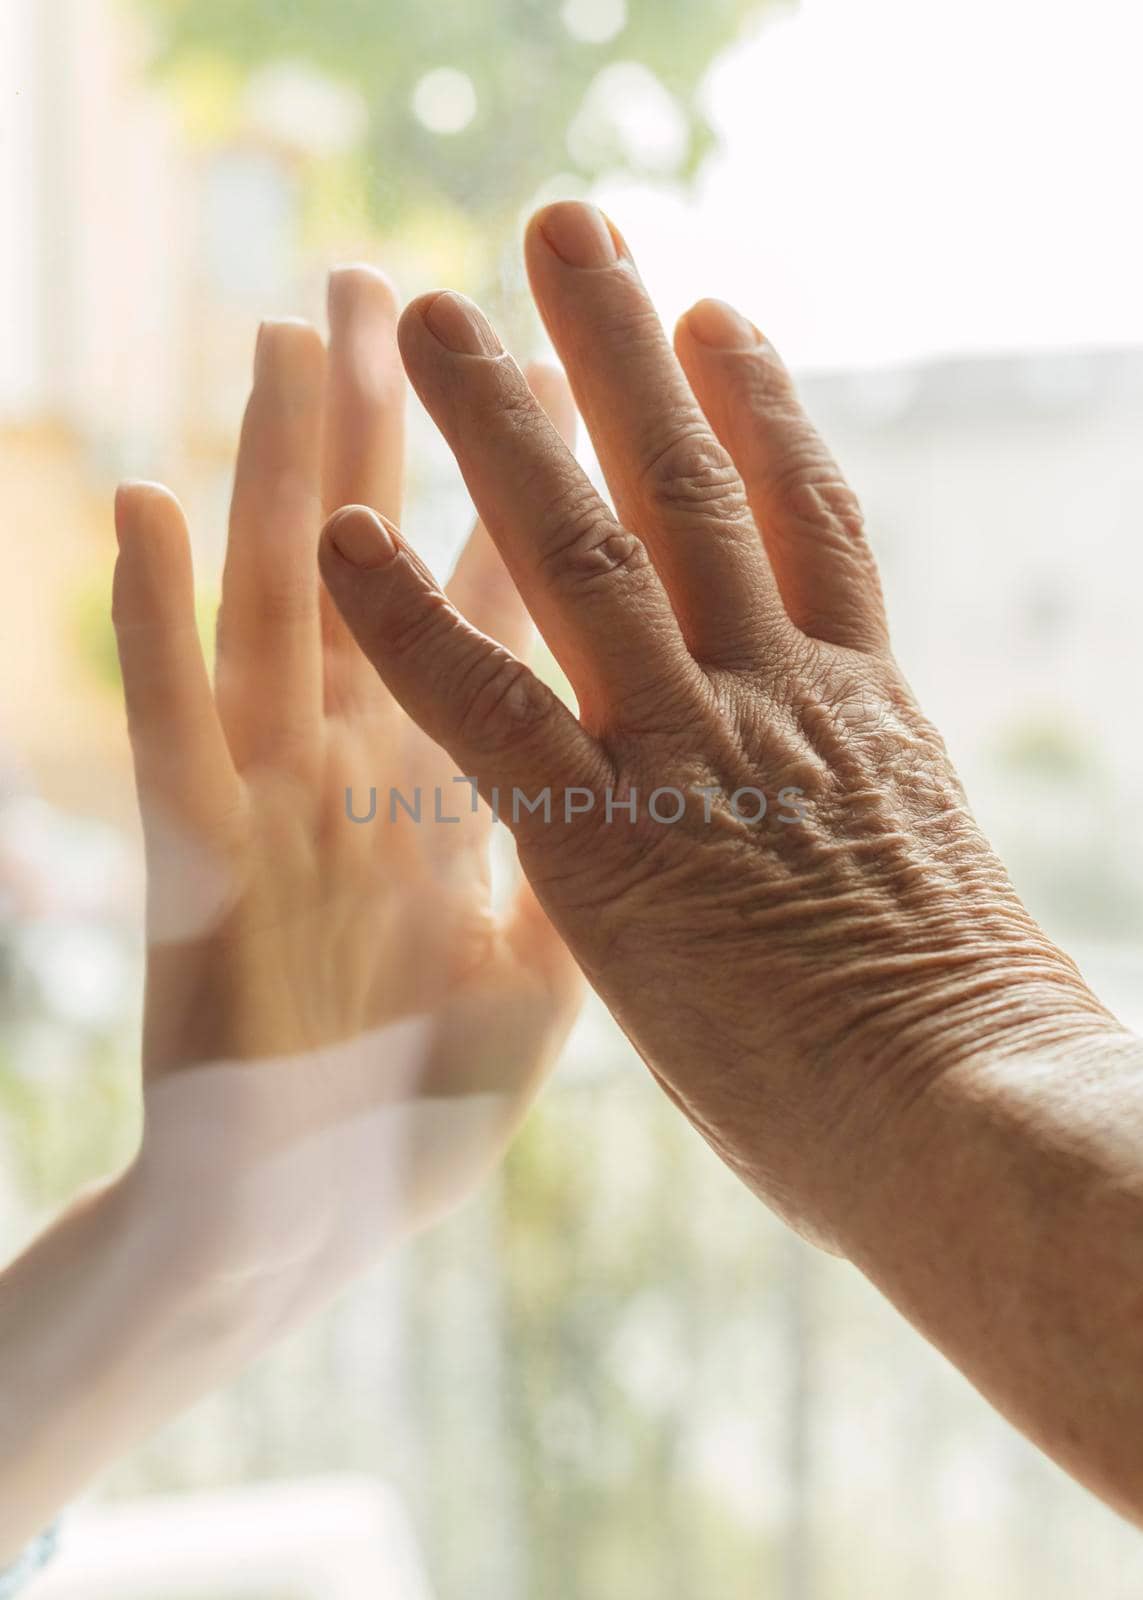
994, 712, 1090, 780
135, 0, 780, 243
29, 6, 802, 1591
70, 568, 220, 704
0, 1033, 138, 1207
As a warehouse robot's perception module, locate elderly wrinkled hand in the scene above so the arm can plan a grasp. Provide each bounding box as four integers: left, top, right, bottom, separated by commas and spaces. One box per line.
320, 202, 1115, 1251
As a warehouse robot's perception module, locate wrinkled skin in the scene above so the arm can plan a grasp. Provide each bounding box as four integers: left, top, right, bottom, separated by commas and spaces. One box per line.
321, 204, 1116, 1252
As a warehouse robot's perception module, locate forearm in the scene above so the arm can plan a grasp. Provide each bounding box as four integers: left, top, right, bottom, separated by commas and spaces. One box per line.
839, 1017, 1143, 1523
0, 1162, 310, 1562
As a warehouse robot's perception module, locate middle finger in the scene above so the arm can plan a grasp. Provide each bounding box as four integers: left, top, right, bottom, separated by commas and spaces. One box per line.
524, 202, 785, 668
322, 265, 406, 718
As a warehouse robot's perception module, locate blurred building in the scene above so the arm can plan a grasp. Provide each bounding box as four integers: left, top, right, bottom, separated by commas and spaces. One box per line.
0, 0, 305, 813
804, 352, 1143, 994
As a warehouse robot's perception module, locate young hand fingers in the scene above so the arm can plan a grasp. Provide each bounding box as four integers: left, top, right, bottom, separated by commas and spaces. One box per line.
113, 483, 241, 836
217, 319, 326, 776
322, 266, 406, 716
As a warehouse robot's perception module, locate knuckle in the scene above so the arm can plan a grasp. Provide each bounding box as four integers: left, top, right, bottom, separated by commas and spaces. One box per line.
485, 364, 576, 466
539, 501, 652, 596
385, 585, 457, 660
738, 344, 802, 414
254, 578, 319, 630
492, 368, 542, 429
484, 360, 557, 443
638, 425, 747, 518
595, 297, 664, 351
734, 363, 866, 545
777, 465, 868, 551
452, 651, 551, 752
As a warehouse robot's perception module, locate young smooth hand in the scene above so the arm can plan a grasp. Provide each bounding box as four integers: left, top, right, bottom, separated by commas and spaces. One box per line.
0, 275, 583, 1560
115, 272, 581, 1272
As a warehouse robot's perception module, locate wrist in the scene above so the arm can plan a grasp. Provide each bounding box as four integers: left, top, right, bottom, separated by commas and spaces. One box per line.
119, 1139, 337, 1345
0, 1162, 305, 1560
66, 1163, 285, 1356
762, 887, 1121, 1252
818, 946, 1126, 1257
837, 926, 1114, 1103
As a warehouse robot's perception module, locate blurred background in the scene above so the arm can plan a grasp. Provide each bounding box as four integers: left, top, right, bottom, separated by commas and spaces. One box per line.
3, 0, 1143, 1595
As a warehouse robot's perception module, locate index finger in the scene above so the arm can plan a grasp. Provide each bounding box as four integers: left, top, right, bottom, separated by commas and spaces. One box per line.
445, 361, 577, 661
397, 291, 705, 736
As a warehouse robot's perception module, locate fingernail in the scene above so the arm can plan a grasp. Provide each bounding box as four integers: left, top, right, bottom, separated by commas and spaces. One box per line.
538, 202, 618, 268
421, 291, 503, 356
327, 506, 398, 569
326, 267, 360, 325
685, 298, 761, 350
327, 264, 397, 327
113, 480, 141, 544
115, 476, 162, 502
253, 317, 315, 380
